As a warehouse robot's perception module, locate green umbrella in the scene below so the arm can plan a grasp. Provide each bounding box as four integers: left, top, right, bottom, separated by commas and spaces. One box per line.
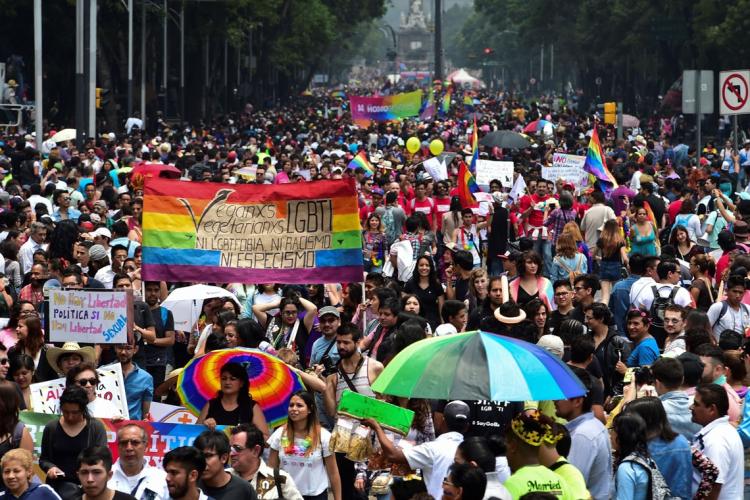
371, 331, 585, 401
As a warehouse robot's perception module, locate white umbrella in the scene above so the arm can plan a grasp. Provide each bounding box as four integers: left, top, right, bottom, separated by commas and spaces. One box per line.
50, 128, 77, 143
161, 284, 241, 332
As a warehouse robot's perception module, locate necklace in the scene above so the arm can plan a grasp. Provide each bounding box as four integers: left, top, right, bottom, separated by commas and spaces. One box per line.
281, 430, 312, 455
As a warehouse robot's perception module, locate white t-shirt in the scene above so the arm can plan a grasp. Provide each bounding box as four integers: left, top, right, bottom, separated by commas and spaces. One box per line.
403, 431, 463, 500
268, 427, 332, 496
692, 416, 744, 500
707, 301, 750, 341
632, 283, 692, 311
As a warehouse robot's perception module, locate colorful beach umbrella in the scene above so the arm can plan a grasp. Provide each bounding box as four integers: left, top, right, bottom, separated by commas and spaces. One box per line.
371, 331, 586, 401
177, 348, 305, 428
522, 119, 551, 133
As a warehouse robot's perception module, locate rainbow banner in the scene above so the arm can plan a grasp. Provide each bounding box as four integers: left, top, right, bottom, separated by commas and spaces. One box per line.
349, 90, 422, 127
141, 178, 364, 284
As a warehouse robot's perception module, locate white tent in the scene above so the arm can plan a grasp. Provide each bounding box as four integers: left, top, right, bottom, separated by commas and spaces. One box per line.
448, 68, 485, 89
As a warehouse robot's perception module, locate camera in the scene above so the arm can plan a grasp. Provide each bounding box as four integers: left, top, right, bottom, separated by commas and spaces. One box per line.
321, 355, 337, 377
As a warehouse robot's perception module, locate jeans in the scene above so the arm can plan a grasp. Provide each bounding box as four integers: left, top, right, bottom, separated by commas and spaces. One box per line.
488, 257, 504, 277
533, 238, 552, 278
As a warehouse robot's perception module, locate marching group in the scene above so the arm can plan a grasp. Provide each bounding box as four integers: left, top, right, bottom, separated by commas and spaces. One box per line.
0, 90, 747, 500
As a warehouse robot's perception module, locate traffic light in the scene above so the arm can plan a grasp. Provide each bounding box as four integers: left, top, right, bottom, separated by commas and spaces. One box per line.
603, 102, 616, 125
95, 88, 110, 109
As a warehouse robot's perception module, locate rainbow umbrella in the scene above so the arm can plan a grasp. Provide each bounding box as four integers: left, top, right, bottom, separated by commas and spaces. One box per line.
177, 348, 305, 427
522, 119, 551, 133
371, 331, 586, 401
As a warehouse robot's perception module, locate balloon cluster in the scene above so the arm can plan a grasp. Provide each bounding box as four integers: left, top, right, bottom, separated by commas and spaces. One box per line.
405, 137, 444, 156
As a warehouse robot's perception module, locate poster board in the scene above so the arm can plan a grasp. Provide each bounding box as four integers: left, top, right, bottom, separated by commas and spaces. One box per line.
48, 289, 133, 344
475, 160, 514, 187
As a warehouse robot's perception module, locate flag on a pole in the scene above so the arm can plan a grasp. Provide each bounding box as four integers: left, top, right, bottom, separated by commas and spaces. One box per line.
583, 127, 617, 193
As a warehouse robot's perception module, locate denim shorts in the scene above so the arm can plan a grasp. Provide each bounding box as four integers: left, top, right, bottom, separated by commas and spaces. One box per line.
599, 260, 622, 281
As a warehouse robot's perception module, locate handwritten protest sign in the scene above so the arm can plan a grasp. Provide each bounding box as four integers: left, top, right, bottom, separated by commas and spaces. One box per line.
49, 290, 133, 344
20, 412, 219, 472
475, 160, 514, 187
338, 390, 414, 435
30, 363, 130, 418
544, 153, 587, 187
349, 90, 422, 127
142, 178, 364, 284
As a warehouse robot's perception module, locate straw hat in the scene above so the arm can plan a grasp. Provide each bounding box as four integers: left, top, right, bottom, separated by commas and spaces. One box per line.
46, 342, 96, 369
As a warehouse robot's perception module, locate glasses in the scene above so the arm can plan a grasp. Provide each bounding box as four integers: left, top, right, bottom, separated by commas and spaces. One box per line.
230, 444, 247, 453
573, 286, 585, 291
118, 439, 143, 447
0, 358, 8, 365
76, 378, 99, 386
664, 318, 681, 324
282, 310, 298, 316
554, 292, 570, 297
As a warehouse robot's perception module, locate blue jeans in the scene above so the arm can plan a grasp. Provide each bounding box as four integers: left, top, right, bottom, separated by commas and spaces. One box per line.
533, 238, 552, 278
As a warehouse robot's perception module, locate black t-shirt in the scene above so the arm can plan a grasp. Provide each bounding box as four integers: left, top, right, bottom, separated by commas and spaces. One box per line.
144, 306, 174, 367
436, 399, 524, 439
199, 473, 258, 500
454, 277, 470, 303
403, 281, 444, 328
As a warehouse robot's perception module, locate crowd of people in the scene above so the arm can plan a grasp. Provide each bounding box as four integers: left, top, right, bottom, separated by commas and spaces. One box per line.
0, 87, 747, 500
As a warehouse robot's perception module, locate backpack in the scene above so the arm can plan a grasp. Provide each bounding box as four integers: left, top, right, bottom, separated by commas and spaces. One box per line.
711, 301, 750, 329
649, 286, 679, 329
382, 207, 397, 244
621, 454, 679, 500
553, 253, 584, 286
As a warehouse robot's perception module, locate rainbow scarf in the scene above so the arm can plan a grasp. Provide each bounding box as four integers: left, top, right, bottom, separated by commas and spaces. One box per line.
458, 161, 479, 209
583, 128, 617, 193
347, 151, 374, 177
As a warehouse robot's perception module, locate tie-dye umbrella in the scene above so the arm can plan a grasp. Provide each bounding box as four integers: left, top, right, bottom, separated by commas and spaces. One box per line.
177, 348, 305, 427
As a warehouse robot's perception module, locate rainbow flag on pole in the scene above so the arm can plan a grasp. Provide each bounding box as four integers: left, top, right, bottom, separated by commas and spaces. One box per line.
141, 178, 364, 284
440, 88, 452, 116
458, 161, 480, 209
347, 151, 374, 177
469, 116, 479, 174
583, 127, 617, 193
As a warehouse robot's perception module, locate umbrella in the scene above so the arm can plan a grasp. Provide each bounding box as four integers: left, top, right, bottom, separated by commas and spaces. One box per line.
479, 130, 531, 149
177, 348, 305, 427
371, 331, 586, 401
131, 162, 182, 179
50, 128, 76, 143
161, 284, 240, 332
622, 114, 640, 128
522, 120, 551, 134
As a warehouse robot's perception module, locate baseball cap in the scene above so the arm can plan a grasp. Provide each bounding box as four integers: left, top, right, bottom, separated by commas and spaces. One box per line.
92, 227, 111, 239
537, 335, 564, 358
318, 306, 340, 318
443, 401, 470, 424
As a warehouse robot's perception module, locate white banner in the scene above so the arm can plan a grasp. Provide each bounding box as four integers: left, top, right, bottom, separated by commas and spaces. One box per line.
48, 290, 133, 344
30, 362, 130, 418
544, 153, 587, 187
475, 160, 514, 187
423, 157, 448, 181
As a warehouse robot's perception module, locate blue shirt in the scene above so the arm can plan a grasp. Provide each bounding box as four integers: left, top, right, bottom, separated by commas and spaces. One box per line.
648, 437, 692, 499
627, 336, 659, 367
614, 461, 649, 500
51, 207, 81, 222
310, 335, 339, 366
609, 275, 639, 336
566, 412, 612, 500
123, 363, 153, 420
0, 484, 61, 500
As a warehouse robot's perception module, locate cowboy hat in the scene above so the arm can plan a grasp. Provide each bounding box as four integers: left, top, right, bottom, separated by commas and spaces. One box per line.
46, 342, 96, 370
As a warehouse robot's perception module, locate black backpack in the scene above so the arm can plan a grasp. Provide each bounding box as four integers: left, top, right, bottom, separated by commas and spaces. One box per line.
649, 286, 679, 329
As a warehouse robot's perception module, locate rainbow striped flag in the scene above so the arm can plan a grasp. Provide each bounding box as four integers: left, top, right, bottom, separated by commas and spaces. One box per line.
583, 127, 617, 193
141, 178, 364, 284
347, 151, 374, 177
458, 161, 479, 209
420, 87, 435, 121
469, 116, 479, 174
440, 89, 452, 116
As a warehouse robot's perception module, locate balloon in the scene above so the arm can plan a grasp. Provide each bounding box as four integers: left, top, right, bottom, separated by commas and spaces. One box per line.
406, 137, 421, 154
429, 139, 444, 156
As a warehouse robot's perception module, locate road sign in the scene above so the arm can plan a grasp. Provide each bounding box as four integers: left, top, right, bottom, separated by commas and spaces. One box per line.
682, 70, 714, 114
720, 70, 750, 115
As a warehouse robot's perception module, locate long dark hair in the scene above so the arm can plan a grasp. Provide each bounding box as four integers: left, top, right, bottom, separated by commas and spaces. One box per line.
612, 413, 650, 463
624, 397, 678, 443
407, 255, 441, 289
283, 390, 320, 457
0, 381, 20, 437
17, 315, 44, 356
218, 363, 252, 407
235, 318, 266, 348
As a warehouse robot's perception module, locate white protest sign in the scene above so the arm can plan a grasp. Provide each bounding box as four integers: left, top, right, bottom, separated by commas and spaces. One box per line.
149, 402, 199, 424
475, 160, 514, 187
30, 363, 130, 418
423, 157, 448, 181
544, 153, 587, 187
49, 290, 133, 344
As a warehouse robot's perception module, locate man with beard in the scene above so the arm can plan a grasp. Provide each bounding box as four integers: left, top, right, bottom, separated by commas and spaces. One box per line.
115, 337, 153, 421
324, 323, 383, 500
163, 447, 212, 500
310, 306, 341, 429
194, 431, 257, 500
18, 262, 47, 308
77, 446, 137, 500
143, 281, 176, 387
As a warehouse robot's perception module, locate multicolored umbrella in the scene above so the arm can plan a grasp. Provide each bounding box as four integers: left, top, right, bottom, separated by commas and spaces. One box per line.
523, 119, 551, 133
371, 331, 586, 401
177, 348, 305, 427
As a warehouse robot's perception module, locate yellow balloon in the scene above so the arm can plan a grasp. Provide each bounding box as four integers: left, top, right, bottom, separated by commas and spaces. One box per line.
406, 137, 421, 154
429, 139, 444, 156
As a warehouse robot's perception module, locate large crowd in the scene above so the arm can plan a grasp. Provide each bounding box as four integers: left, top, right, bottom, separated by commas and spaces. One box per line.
0, 88, 747, 500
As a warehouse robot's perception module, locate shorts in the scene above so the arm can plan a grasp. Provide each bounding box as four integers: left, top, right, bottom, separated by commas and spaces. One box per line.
599, 260, 622, 281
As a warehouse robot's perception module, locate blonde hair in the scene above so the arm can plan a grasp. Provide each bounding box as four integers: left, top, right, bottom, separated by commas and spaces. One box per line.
276, 348, 299, 367
562, 221, 583, 242
1, 448, 32, 471
555, 233, 578, 258
469, 268, 487, 297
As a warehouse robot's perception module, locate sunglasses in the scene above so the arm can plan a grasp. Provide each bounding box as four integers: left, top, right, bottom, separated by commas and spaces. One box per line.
0, 359, 8, 365
118, 439, 143, 447
76, 378, 99, 387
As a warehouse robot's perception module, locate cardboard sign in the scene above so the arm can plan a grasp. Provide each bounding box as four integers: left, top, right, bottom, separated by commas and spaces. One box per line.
337, 390, 414, 436
48, 290, 133, 344
475, 160, 514, 187
30, 362, 130, 419
544, 153, 587, 187
423, 157, 448, 181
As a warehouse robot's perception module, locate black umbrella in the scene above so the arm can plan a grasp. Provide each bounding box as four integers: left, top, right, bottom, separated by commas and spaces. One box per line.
479, 130, 532, 149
